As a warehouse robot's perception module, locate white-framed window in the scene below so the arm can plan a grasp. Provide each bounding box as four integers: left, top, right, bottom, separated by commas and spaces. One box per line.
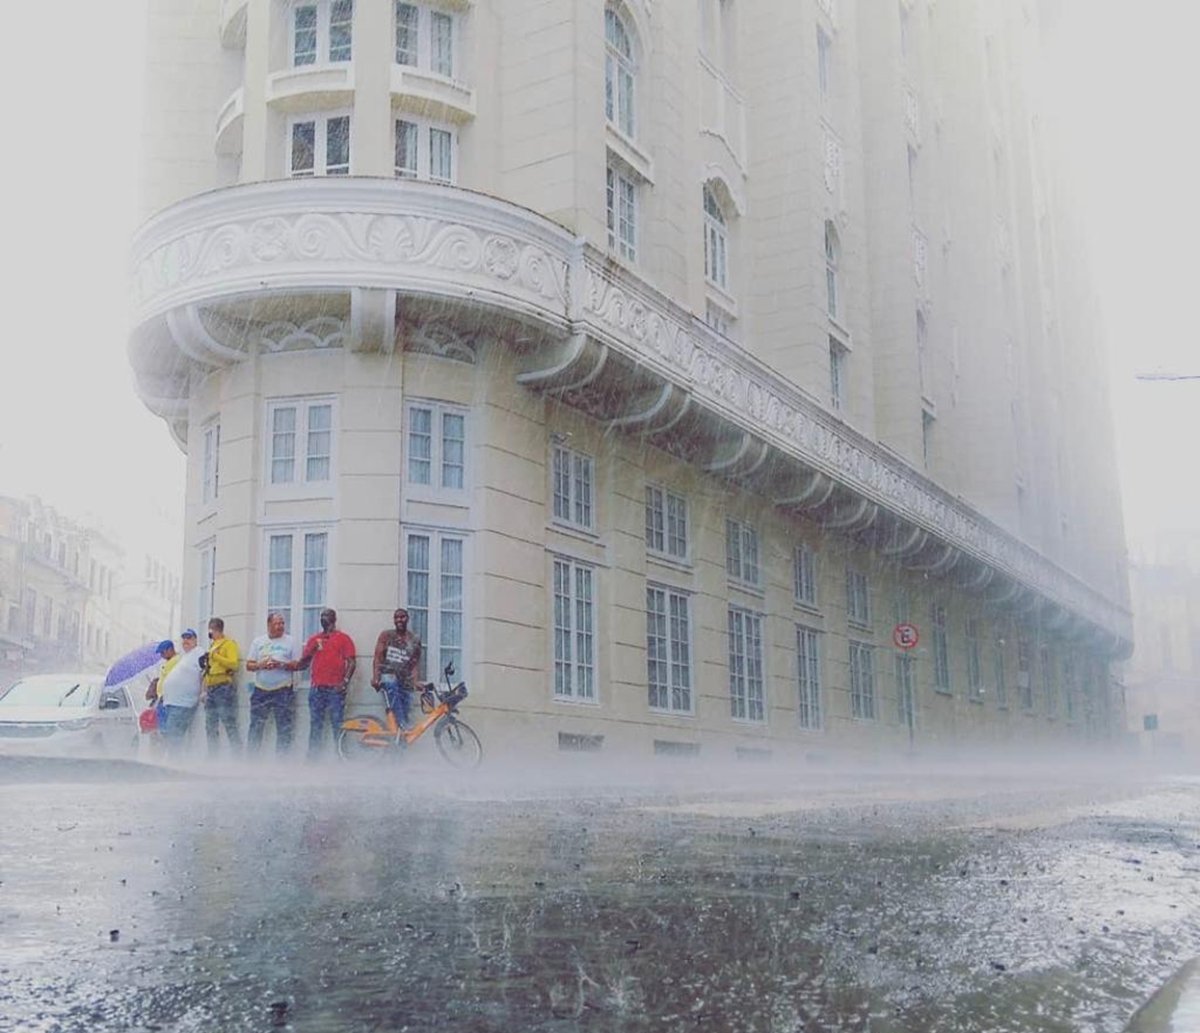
395, 2, 458, 78
291, 0, 353, 67
846, 567, 870, 626
993, 635, 1008, 708
1017, 636, 1033, 709
553, 557, 596, 701
916, 309, 929, 396
645, 486, 688, 560
705, 300, 733, 337
406, 401, 467, 494
197, 541, 216, 626
896, 653, 917, 728
289, 113, 351, 177
849, 639, 876, 720
394, 118, 456, 183
405, 529, 465, 681
966, 617, 983, 700
932, 602, 951, 693
794, 543, 818, 607
1063, 653, 1076, 721
1041, 643, 1057, 717
824, 220, 841, 320
606, 163, 638, 262
647, 585, 692, 713
605, 6, 636, 137
922, 409, 935, 468
201, 421, 220, 507
728, 606, 764, 722
817, 26, 832, 97
796, 625, 822, 730
830, 337, 847, 411
725, 518, 760, 587
266, 528, 329, 641
703, 184, 729, 291
551, 443, 595, 531
267, 398, 335, 489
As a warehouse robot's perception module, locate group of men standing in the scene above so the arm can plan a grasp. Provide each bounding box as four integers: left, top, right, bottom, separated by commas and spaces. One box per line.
149, 607, 423, 761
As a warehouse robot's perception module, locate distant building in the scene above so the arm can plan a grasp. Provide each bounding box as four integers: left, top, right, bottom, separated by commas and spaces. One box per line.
0, 496, 181, 686
1124, 536, 1200, 759
129, 0, 1131, 758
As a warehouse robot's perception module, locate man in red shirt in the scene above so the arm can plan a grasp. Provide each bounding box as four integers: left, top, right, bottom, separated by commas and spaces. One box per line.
290, 607, 357, 760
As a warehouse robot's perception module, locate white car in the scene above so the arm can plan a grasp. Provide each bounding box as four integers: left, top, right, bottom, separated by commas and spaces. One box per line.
0, 673, 144, 757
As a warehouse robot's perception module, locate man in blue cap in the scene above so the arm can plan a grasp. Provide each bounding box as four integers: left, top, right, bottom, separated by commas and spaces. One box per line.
159, 630, 205, 755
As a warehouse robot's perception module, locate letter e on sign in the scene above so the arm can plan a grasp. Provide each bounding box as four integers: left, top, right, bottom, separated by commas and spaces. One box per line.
893, 622, 919, 651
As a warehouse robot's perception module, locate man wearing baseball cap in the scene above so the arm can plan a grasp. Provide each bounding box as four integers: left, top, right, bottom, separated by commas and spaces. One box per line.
159, 631, 205, 754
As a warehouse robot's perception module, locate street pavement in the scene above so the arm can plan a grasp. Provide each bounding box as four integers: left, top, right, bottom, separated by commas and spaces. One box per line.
0, 752, 1198, 1032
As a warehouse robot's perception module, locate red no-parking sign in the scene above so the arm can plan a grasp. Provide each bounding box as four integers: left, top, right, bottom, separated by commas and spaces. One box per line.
893, 623, 920, 650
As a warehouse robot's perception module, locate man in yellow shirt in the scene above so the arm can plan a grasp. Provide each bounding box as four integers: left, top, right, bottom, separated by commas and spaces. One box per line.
202, 616, 242, 759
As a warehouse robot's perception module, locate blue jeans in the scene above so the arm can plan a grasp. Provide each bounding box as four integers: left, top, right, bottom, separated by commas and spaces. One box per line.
308, 687, 346, 758
161, 704, 196, 752
204, 683, 241, 757
380, 673, 413, 728
248, 687, 295, 755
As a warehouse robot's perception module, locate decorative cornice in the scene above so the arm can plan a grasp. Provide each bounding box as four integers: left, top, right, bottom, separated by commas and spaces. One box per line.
128, 178, 1131, 646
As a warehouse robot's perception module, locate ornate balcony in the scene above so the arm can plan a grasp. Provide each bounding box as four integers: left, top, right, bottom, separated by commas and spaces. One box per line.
128, 177, 1132, 655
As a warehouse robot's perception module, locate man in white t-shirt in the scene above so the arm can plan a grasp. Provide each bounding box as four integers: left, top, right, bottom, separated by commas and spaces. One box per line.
160, 629, 204, 753
245, 612, 299, 756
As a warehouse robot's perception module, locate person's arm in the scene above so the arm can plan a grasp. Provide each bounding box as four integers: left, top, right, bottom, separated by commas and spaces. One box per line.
288, 638, 315, 672
410, 636, 423, 682
371, 631, 387, 688
342, 637, 357, 687
245, 639, 260, 672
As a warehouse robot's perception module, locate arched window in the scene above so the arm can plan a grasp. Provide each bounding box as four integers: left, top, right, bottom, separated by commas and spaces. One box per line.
605, 8, 636, 138
824, 221, 840, 320
703, 185, 728, 291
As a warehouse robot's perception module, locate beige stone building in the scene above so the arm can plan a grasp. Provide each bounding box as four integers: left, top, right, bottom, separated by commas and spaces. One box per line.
0, 497, 181, 685
1123, 536, 1200, 761
129, 0, 1132, 759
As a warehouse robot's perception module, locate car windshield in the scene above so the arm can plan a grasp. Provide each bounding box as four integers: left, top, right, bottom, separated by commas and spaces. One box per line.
0, 677, 97, 709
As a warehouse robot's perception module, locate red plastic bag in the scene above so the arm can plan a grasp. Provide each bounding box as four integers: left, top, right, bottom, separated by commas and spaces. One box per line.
139, 707, 158, 733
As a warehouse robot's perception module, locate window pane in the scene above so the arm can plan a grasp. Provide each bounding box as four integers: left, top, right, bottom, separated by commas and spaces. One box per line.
267, 535, 293, 633
329, 0, 353, 62
669, 592, 691, 711
429, 128, 453, 183
408, 407, 432, 484
573, 454, 593, 527
553, 559, 572, 695
647, 587, 668, 709
326, 116, 350, 175
293, 4, 317, 65
666, 493, 687, 557
575, 566, 595, 699
395, 119, 418, 177
302, 533, 328, 639
406, 535, 431, 658
552, 446, 570, 521
645, 487, 664, 552
271, 406, 297, 483
431, 11, 453, 76
439, 538, 464, 675
306, 404, 332, 482
395, 2, 418, 64
290, 122, 316, 177
441, 411, 464, 488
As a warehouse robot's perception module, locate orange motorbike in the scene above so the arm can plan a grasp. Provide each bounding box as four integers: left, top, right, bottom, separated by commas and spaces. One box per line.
337, 662, 481, 768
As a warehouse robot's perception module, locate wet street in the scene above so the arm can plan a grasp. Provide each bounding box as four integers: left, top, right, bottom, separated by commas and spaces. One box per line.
1, 754, 1198, 1033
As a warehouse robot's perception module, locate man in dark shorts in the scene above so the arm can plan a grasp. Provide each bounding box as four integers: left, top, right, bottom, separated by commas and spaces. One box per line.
370, 608, 423, 730
290, 608, 356, 760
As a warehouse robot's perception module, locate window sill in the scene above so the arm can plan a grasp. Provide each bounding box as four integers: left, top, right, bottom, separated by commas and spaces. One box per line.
263, 484, 335, 503
933, 688, 953, 697
848, 619, 872, 633
647, 551, 693, 576
405, 487, 470, 509
390, 65, 477, 123
705, 282, 739, 317
606, 125, 654, 184
731, 716, 767, 727
828, 315, 852, 345
649, 706, 696, 719
794, 602, 823, 619
267, 64, 355, 113
967, 695, 985, 705
727, 579, 765, 600
553, 695, 601, 708
547, 521, 601, 546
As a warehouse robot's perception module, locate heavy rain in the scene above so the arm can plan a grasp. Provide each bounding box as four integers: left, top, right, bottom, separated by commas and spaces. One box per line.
2, 0, 1200, 1031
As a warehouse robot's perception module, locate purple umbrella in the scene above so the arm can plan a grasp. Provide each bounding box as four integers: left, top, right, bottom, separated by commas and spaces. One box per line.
105, 642, 164, 687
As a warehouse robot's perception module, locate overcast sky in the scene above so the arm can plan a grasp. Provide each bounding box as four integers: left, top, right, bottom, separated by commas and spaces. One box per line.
2, 0, 1196, 571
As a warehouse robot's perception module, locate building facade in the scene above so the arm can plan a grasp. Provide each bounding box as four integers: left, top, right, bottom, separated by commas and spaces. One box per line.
1123, 535, 1200, 760
0, 496, 181, 685
130, 0, 1132, 759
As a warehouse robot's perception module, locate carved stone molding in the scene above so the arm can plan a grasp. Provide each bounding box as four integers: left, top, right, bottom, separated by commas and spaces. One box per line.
128, 178, 1131, 649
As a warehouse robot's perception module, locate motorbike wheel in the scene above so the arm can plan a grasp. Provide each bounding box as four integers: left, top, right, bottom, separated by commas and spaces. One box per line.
434, 719, 482, 769
336, 728, 392, 764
